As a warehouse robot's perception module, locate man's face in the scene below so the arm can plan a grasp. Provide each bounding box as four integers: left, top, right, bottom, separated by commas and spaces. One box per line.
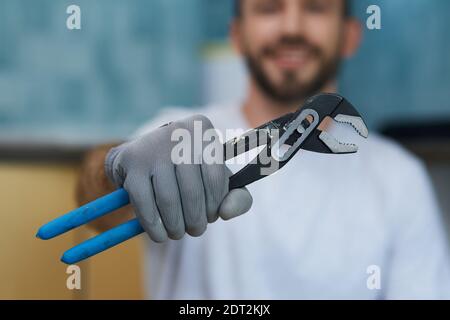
234, 0, 349, 104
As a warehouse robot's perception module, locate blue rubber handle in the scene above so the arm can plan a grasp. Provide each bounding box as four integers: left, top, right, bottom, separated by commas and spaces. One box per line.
38, 188, 145, 264
61, 218, 144, 264
36, 188, 130, 240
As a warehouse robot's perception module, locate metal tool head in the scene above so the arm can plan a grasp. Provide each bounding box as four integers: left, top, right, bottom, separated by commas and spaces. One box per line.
226, 93, 369, 189
295, 93, 369, 154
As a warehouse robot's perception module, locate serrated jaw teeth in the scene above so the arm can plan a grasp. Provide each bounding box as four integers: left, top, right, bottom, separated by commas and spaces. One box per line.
334, 114, 369, 139
319, 131, 358, 154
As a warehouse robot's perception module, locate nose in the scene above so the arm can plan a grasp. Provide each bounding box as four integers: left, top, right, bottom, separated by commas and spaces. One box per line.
280, 2, 306, 37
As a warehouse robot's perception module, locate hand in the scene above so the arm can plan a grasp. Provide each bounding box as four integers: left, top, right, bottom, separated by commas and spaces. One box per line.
104, 115, 253, 242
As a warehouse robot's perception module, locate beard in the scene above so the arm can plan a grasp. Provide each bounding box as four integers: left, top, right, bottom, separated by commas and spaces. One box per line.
243, 35, 342, 105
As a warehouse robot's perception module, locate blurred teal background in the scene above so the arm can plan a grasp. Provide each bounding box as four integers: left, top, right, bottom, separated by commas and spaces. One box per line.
340, 0, 450, 130
0, 0, 206, 142
0, 0, 449, 144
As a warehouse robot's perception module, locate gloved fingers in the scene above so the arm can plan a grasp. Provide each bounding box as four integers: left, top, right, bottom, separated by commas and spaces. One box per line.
174, 114, 226, 223
175, 164, 208, 237
123, 174, 168, 242
200, 163, 228, 223
218, 187, 253, 221
152, 168, 186, 240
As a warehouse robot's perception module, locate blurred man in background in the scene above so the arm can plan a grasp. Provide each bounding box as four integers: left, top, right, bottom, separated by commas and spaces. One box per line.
77, 0, 450, 299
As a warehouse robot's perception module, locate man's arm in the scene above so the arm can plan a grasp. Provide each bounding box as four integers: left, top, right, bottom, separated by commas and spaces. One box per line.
75, 144, 134, 233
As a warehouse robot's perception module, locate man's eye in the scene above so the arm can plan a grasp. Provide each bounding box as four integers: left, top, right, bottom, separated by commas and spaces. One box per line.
304, 1, 329, 14
255, 1, 281, 14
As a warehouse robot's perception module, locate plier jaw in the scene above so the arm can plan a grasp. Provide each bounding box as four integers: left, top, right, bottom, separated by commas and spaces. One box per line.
226, 93, 369, 189
297, 93, 369, 154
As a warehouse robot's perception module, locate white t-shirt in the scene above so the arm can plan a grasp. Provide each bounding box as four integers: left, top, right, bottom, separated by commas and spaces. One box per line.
133, 103, 450, 300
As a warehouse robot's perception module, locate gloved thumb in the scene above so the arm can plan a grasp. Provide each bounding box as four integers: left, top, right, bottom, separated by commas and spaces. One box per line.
218, 188, 253, 221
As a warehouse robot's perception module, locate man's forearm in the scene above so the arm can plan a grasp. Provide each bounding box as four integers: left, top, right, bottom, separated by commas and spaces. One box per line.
76, 144, 134, 233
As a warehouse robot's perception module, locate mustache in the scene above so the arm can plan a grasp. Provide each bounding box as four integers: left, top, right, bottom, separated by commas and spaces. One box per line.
261, 36, 322, 58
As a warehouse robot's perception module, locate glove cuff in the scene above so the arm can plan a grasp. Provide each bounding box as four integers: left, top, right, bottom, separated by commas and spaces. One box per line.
104, 144, 127, 186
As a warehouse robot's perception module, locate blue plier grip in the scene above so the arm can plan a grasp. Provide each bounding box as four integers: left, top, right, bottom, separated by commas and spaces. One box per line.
62, 216, 143, 264
39, 177, 248, 264
36, 188, 139, 264
37, 188, 130, 240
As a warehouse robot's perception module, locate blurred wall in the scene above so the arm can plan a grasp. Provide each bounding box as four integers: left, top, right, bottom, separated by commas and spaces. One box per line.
1, 0, 449, 143
0, 0, 204, 143
0, 162, 144, 299
340, 0, 450, 129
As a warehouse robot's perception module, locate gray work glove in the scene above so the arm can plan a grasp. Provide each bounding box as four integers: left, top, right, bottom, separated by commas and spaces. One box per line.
104, 115, 253, 242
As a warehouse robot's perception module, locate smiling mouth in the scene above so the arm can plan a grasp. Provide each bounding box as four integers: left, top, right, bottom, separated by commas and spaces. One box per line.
272, 48, 312, 69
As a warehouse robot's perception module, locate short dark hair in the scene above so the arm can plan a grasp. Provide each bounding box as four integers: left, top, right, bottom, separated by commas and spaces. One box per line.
234, 0, 352, 18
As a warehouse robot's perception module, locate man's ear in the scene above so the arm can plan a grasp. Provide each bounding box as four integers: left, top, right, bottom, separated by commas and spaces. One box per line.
341, 18, 362, 58
230, 19, 243, 55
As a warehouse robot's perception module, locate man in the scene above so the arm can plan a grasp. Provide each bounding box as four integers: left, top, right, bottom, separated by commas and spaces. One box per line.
77, 0, 450, 299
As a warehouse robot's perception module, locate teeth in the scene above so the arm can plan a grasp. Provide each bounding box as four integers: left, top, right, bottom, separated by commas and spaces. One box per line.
319, 131, 358, 154
281, 51, 307, 58
278, 50, 308, 62
334, 114, 369, 139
